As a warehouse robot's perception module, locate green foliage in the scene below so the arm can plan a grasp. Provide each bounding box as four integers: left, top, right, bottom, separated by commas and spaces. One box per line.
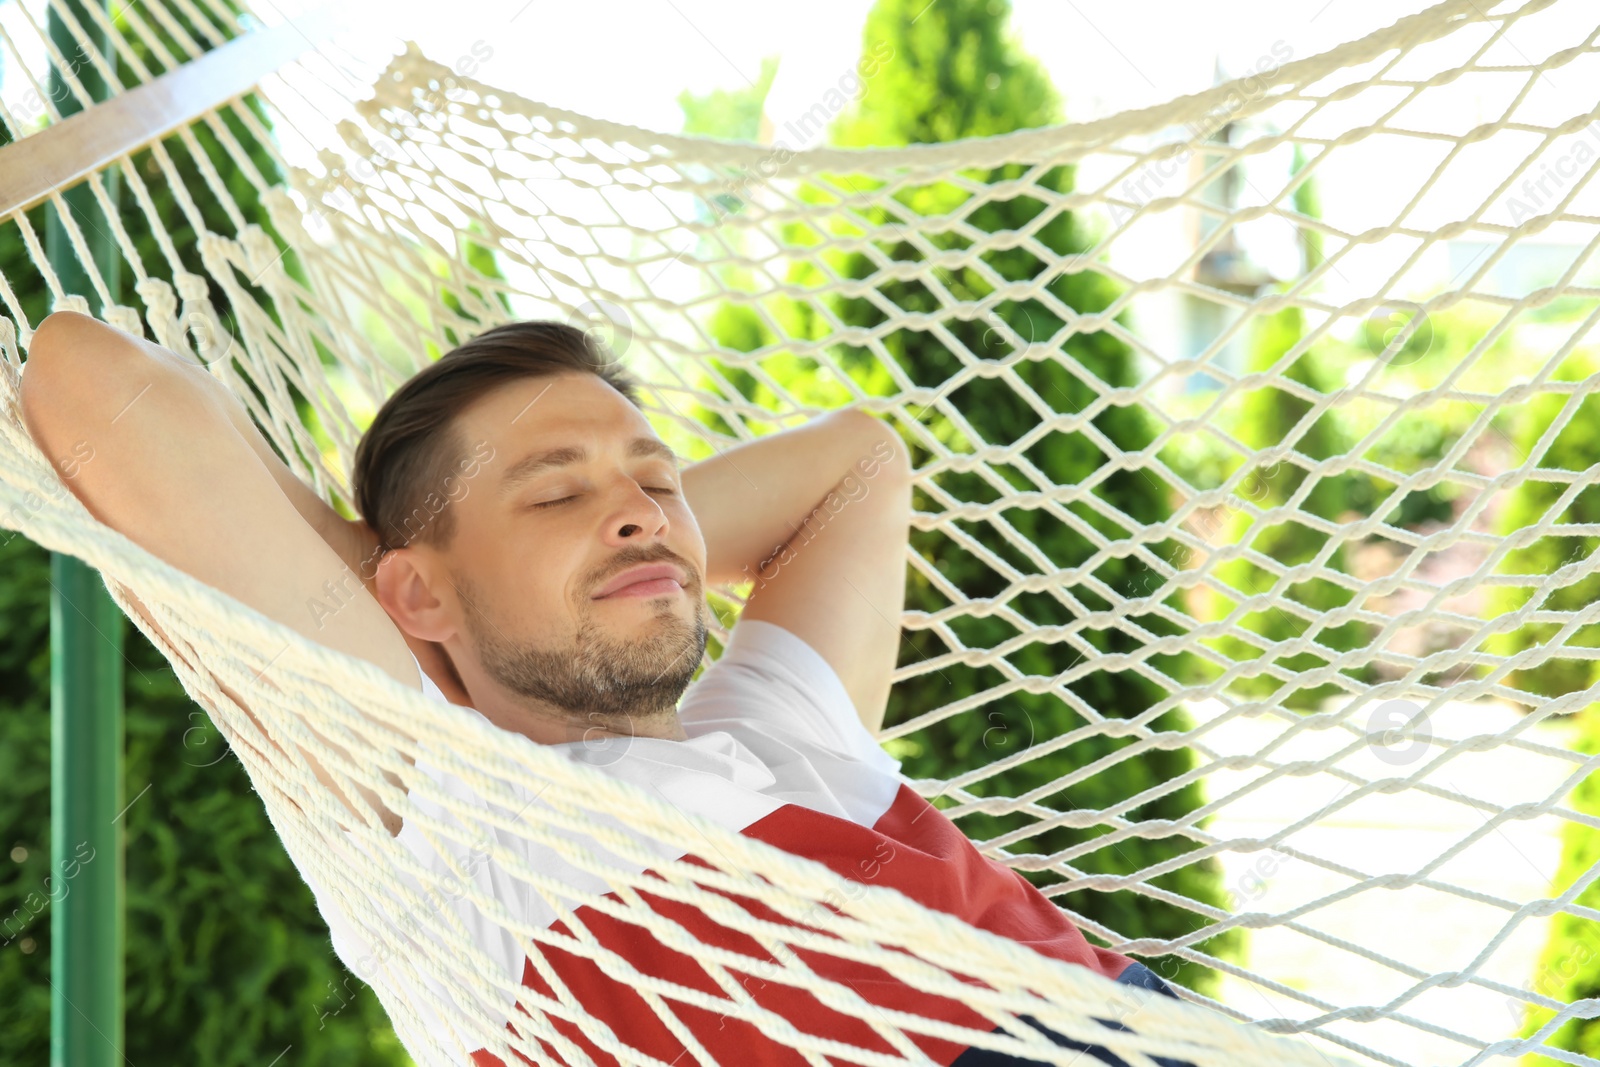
834, 0, 1060, 146
1488, 343, 1600, 706
1179, 294, 1583, 710
679, 56, 780, 140
1515, 710, 1600, 1063
1201, 302, 1380, 710
841, 0, 1234, 993
1, 4, 410, 1061
0, 534, 50, 1055
1168, 143, 1379, 710
0, 533, 411, 1065
681, 0, 1235, 994
1475, 278, 1600, 1067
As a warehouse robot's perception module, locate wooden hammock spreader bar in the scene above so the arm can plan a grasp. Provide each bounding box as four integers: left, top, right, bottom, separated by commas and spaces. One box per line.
0, 1, 359, 219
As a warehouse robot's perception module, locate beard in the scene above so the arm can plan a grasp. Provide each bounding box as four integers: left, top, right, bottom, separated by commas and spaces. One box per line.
456, 562, 708, 730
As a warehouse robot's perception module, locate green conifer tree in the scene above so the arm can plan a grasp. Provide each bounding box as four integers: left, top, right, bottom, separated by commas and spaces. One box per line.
681, 0, 1235, 993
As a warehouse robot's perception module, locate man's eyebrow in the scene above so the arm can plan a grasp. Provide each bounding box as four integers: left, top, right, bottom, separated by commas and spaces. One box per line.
499, 437, 681, 496
628, 436, 682, 466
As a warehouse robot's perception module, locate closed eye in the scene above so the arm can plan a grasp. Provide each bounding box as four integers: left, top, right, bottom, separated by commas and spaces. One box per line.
526, 486, 675, 510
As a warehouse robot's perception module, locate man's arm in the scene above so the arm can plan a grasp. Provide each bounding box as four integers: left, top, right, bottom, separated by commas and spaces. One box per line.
681, 408, 913, 734
218, 387, 378, 569
19, 311, 417, 835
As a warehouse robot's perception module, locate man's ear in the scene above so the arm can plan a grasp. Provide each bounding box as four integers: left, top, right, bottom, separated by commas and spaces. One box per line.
372, 546, 455, 643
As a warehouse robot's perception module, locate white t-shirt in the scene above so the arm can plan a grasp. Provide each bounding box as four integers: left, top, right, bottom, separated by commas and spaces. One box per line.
303, 619, 904, 1064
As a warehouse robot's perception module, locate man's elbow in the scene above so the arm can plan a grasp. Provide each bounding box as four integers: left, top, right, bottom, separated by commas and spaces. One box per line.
19, 313, 219, 516
28, 308, 96, 350
23, 309, 106, 382
20, 312, 93, 459
21, 312, 189, 444
20, 311, 122, 428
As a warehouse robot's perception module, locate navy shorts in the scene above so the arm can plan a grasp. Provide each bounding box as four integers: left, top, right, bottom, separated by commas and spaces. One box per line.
950, 962, 1196, 1067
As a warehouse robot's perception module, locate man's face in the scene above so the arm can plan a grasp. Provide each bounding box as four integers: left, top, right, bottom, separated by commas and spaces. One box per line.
426, 371, 708, 734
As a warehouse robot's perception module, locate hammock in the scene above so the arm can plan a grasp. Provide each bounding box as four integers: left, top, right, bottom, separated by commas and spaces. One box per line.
2, 0, 1598, 1064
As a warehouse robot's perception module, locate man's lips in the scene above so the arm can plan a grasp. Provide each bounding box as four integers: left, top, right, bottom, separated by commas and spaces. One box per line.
591, 562, 688, 599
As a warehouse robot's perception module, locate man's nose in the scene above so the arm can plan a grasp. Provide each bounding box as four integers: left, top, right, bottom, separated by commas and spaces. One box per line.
604, 482, 669, 543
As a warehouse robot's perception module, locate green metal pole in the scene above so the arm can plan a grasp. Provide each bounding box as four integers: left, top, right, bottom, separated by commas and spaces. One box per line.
48, 557, 124, 1067
45, 2, 125, 1066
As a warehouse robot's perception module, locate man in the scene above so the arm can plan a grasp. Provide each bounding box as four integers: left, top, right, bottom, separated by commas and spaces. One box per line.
20, 313, 1190, 1067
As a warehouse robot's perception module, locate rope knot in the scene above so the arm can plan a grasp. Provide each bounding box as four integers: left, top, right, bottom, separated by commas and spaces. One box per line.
0, 318, 19, 398
105, 305, 145, 338
174, 271, 211, 302
239, 225, 282, 277
135, 278, 179, 320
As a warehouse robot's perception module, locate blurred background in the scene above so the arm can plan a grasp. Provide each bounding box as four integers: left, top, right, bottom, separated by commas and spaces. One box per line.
3, 0, 1598, 1064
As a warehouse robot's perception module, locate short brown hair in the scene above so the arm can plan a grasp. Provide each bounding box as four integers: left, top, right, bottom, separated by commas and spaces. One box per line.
351, 320, 641, 553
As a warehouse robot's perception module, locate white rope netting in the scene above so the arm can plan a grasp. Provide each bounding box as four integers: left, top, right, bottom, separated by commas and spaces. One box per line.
2, 0, 1598, 1064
